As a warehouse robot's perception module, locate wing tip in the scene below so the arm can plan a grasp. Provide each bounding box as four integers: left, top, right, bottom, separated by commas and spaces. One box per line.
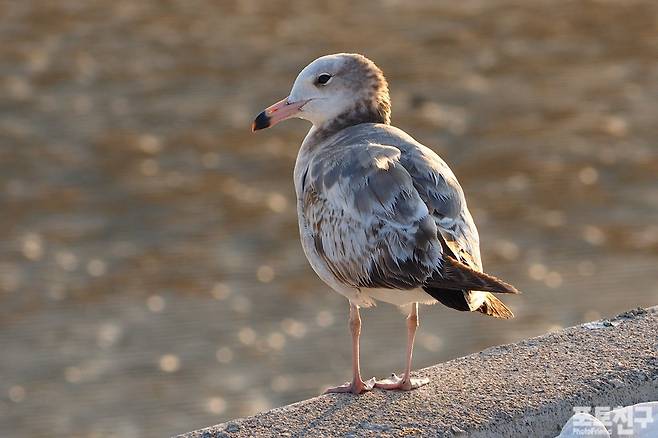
442, 256, 521, 295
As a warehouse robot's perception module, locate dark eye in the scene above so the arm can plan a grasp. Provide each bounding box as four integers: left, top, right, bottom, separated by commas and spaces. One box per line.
316, 73, 332, 85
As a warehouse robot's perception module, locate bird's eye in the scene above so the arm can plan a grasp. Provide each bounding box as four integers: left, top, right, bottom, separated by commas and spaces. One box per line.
316, 73, 332, 85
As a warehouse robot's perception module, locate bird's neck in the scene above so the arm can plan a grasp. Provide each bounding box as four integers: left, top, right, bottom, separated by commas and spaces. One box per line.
307, 99, 391, 145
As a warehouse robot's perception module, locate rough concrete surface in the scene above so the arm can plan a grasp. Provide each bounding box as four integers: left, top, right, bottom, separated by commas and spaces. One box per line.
176, 307, 658, 438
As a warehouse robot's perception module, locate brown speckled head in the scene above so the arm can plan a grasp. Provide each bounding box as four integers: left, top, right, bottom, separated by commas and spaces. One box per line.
329, 53, 391, 125
254, 53, 391, 140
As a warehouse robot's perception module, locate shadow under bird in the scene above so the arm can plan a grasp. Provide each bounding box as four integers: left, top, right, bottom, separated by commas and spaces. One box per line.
252, 53, 520, 394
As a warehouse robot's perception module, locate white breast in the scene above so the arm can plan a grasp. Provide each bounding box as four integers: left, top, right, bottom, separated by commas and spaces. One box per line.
362, 287, 438, 307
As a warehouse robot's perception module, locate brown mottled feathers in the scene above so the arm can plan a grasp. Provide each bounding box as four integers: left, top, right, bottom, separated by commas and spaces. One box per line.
423, 257, 517, 319
310, 55, 391, 143
428, 256, 519, 295
478, 294, 515, 319
291, 54, 518, 317
424, 236, 518, 318
426, 223, 517, 319
301, 124, 520, 317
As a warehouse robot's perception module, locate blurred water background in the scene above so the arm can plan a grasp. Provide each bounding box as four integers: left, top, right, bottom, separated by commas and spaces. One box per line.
1, 0, 657, 436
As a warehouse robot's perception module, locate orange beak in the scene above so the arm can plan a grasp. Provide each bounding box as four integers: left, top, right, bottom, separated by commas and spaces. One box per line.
252, 97, 308, 131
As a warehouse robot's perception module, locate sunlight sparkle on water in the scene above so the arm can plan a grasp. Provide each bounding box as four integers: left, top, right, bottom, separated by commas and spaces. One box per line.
159, 354, 181, 373
544, 271, 563, 289
315, 310, 334, 328
206, 397, 227, 415
86, 259, 107, 277
578, 166, 599, 186
21, 233, 44, 261
230, 295, 251, 314
267, 332, 286, 350
55, 251, 79, 271
583, 225, 606, 246
211, 282, 232, 300
528, 263, 548, 281
137, 134, 162, 154
238, 327, 257, 346
8, 386, 26, 403
281, 319, 307, 339
97, 323, 122, 348
266, 193, 288, 213
256, 265, 275, 283
146, 295, 166, 313
215, 347, 233, 364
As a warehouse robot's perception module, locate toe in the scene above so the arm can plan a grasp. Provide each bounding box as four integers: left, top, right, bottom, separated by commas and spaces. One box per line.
362, 377, 376, 391
400, 376, 430, 390
375, 373, 430, 391
324, 378, 376, 395
374, 373, 404, 389
351, 377, 376, 394
409, 377, 430, 389
323, 382, 352, 394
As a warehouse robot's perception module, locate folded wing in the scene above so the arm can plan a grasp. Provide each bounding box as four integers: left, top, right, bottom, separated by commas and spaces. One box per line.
302, 142, 442, 291
301, 125, 517, 318
396, 132, 518, 317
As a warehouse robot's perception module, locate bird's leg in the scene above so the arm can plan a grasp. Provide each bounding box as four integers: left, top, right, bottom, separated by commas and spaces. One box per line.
324, 302, 375, 394
375, 302, 429, 390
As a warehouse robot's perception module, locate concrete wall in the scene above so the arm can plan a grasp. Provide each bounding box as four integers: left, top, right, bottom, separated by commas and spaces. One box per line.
176, 307, 658, 438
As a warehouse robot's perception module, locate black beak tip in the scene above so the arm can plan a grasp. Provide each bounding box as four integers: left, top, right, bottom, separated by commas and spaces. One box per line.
252, 111, 271, 132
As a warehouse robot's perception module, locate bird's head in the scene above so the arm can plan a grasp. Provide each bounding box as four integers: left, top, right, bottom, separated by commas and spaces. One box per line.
252, 53, 391, 133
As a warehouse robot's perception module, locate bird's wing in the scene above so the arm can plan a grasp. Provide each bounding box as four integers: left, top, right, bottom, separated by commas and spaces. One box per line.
301, 141, 443, 290
301, 124, 516, 298
396, 142, 483, 271
394, 134, 518, 313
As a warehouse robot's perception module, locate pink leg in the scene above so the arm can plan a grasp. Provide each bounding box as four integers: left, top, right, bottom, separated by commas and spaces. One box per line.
375, 303, 429, 390
324, 302, 375, 394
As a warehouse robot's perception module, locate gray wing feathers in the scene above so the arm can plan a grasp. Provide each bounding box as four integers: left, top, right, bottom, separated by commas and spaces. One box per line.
303, 142, 442, 290
396, 138, 482, 270
302, 124, 513, 307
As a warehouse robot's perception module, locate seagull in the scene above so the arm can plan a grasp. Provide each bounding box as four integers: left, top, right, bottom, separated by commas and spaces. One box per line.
252, 53, 519, 394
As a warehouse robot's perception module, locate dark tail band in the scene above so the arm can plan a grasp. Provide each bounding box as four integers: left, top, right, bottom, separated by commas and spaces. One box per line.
426, 256, 520, 294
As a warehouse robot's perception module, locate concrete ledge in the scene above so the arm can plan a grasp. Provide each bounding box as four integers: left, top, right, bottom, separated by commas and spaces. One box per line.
177, 307, 658, 438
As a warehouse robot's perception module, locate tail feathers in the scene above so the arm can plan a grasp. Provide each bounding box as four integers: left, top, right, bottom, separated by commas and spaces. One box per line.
422, 287, 515, 319
428, 256, 520, 294
477, 293, 514, 319
423, 287, 471, 312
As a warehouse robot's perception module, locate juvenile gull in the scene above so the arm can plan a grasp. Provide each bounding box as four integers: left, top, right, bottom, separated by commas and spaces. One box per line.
252, 53, 519, 394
